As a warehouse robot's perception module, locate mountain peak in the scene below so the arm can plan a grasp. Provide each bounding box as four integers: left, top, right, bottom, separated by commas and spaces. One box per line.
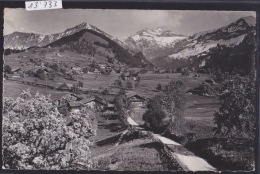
240, 16, 256, 26
135, 27, 183, 38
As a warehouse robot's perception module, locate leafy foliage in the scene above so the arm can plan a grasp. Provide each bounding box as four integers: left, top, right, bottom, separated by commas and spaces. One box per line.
163, 80, 186, 135
143, 95, 170, 133
214, 75, 256, 140
3, 90, 96, 170
4, 64, 12, 74
143, 80, 186, 135
114, 90, 129, 126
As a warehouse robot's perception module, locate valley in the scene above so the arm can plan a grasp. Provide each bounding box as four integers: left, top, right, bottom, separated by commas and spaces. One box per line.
2, 14, 256, 171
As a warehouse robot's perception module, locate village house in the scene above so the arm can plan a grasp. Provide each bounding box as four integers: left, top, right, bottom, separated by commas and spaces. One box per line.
80, 97, 107, 111
57, 83, 74, 91
98, 63, 107, 69
87, 68, 101, 75
72, 67, 82, 74
11, 67, 22, 74
124, 72, 131, 80
127, 94, 146, 108
68, 101, 84, 113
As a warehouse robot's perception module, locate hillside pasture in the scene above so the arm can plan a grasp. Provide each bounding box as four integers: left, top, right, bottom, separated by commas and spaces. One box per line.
136, 72, 220, 139
3, 80, 69, 100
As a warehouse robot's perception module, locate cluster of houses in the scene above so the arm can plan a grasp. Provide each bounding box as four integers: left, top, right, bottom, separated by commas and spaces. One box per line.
57, 91, 147, 117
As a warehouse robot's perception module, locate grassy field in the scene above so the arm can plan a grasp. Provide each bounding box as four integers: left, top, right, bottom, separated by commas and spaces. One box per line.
3, 80, 69, 100
135, 72, 220, 139
90, 107, 171, 171
93, 137, 169, 171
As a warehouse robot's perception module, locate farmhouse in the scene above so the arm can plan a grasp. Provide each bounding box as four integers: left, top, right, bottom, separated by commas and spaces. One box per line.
57, 83, 74, 91
88, 68, 101, 75
80, 97, 107, 111
11, 67, 22, 74
127, 94, 146, 108
98, 63, 107, 69
68, 101, 84, 113
72, 67, 82, 73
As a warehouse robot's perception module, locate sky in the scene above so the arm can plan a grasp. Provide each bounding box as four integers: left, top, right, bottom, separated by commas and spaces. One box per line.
4, 8, 255, 41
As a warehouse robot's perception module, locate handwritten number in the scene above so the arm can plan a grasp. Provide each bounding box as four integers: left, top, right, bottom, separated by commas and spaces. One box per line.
28, 3, 33, 8
49, 1, 52, 8
27, 1, 59, 9
34, 2, 38, 8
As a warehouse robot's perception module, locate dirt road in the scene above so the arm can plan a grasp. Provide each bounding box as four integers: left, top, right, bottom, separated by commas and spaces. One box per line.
126, 116, 216, 172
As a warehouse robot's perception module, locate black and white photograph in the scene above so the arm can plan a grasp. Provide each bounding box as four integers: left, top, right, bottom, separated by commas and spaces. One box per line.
2, 9, 256, 171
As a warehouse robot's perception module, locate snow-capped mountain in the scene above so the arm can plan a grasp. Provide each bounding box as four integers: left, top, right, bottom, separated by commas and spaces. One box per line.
125, 27, 187, 60
4, 22, 125, 50
168, 16, 256, 60
151, 16, 256, 73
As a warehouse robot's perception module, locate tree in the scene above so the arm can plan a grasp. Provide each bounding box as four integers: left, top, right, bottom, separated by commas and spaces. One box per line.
143, 80, 186, 135
3, 90, 96, 170
114, 79, 122, 87
4, 64, 12, 74
176, 67, 183, 73
214, 75, 256, 140
181, 69, 189, 76
156, 83, 162, 91
143, 95, 170, 133
114, 90, 128, 127
140, 69, 147, 74
163, 80, 186, 136
126, 81, 133, 89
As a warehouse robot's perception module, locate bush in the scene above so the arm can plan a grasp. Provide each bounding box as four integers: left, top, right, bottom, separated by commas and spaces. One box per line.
3, 90, 96, 170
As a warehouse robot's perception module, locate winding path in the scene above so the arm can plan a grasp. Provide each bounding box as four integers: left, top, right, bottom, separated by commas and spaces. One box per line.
126, 116, 216, 172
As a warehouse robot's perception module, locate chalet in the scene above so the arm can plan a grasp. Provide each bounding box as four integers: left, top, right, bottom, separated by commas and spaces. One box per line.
93, 68, 101, 75
80, 97, 107, 111
72, 67, 82, 73
57, 83, 73, 91
127, 94, 146, 108
153, 69, 160, 74
68, 101, 84, 113
68, 93, 84, 101
108, 88, 122, 95
106, 65, 112, 70
124, 72, 131, 80
105, 103, 115, 111
110, 69, 116, 74
205, 79, 215, 84
11, 67, 21, 74
99, 63, 107, 69
159, 69, 166, 74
